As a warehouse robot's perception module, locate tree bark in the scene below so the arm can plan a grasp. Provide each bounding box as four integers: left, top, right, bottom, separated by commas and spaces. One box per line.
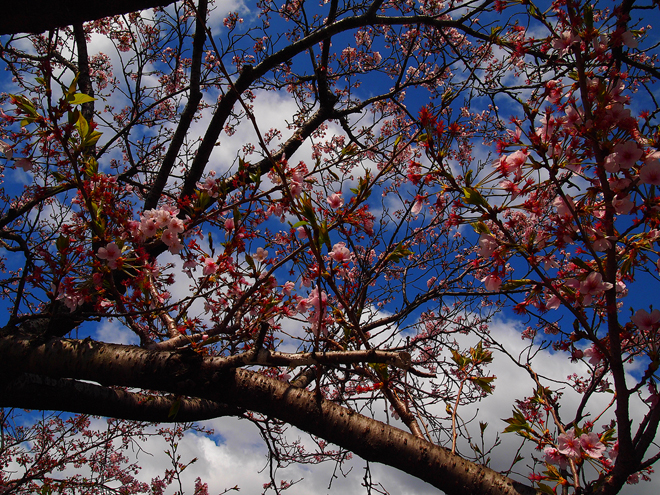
0, 329, 540, 495
1, 0, 176, 35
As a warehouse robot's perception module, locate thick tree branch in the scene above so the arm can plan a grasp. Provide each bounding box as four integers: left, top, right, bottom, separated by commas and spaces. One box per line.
1, 0, 177, 35
143, 0, 208, 211
1, 372, 241, 422
0, 330, 539, 495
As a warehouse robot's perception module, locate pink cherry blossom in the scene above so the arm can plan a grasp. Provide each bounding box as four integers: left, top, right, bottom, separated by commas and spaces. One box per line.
552, 31, 579, 55
327, 192, 344, 209
168, 217, 186, 234
546, 294, 561, 310
583, 345, 604, 365
579, 272, 613, 304
202, 257, 218, 275
282, 281, 295, 296
411, 195, 425, 215
639, 160, 660, 186
302, 287, 328, 333
15, 157, 33, 171
224, 218, 235, 230
557, 429, 581, 460
97, 242, 121, 261
0, 139, 13, 159
253, 247, 268, 262
544, 446, 568, 470
553, 195, 574, 217
631, 308, 660, 331
296, 226, 307, 239
580, 432, 605, 458
330, 242, 351, 262
481, 274, 502, 292
609, 441, 619, 460
621, 31, 638, 49
140, 218, 158, 238
612, 195, 634, 215
605, 141, 642, 172
478, 234, 498, 258
161, 228, 180, 248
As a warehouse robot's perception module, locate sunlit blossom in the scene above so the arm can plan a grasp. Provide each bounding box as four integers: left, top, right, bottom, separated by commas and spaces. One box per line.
553, 195, 574, 217
482, 274, 501, 292
253, 247, 268, 262
330, 242, 351, 262
605, 141, 642, 172
282, 281, 295, 296
558, 429, 581, 460
621, 30, 638, 49
478, 233, 498, 258
202, 257, 218, 275
580, 432, 605, 458
546, 294, 561, 310
161, 228, 180, 248
327, 192, 343, 209
552, 30, 579, 55
583, 345, 604, 365
544, 446, 568, 470
411, 195, 424, 215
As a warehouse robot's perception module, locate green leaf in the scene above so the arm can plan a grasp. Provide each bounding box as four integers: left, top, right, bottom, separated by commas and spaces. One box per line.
537, 482, 555, 494
84, 130, 103, 147
77, 112, 89, 138
503, 408, 531, 434
56, 235, 70, 252
319, 221, 331, 250
470, 341, 493, 363
84, 157, 98, 177
291, 220, 310, 229
386, 243, 413, 264
471, 221, 491, 234
68, 93, 96, 105
245, 253, 256, 271
500, 279, 535, 290
67, 74, 80, 97
584, 3, 594, 30
600, 428, 616, 443
450, 349, 469, 368
462, 187, 488, 208
471, 376, 495, 394
341, 143, 358, 156
368, 362, 389, 381
465, 169, 474, 186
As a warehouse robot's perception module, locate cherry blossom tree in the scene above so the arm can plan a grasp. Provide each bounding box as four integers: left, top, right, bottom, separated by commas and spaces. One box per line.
0, 0, 659, 494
